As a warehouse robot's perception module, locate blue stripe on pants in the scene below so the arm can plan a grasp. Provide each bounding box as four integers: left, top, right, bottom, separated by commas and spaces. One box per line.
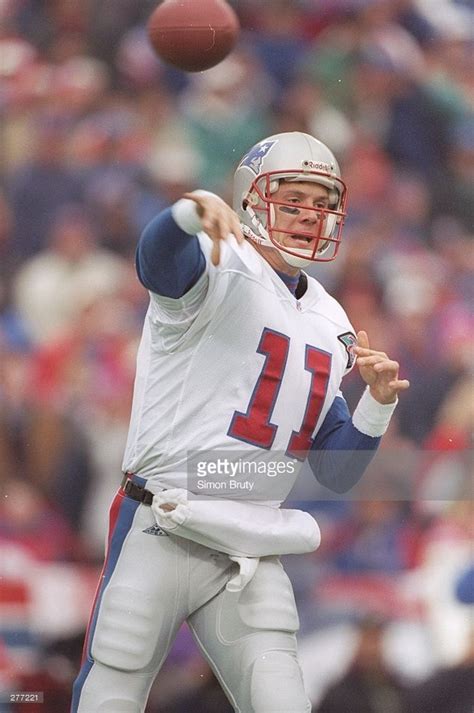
70, 489, 140, 712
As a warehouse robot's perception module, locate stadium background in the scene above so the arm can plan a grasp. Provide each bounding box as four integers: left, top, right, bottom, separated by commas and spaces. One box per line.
0, 0, 472, 711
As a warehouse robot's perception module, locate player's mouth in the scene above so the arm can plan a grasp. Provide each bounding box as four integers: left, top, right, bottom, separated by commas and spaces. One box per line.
289, 234, 315, 248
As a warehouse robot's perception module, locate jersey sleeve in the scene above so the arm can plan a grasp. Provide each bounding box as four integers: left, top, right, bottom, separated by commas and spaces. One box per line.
136, 207, 206, 298
135, 205, 214, 342
308, 393, 381, 493
141, 230, 240, 354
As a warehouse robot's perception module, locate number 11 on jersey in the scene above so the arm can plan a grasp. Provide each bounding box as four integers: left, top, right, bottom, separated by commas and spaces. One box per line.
228, 328, 331, 457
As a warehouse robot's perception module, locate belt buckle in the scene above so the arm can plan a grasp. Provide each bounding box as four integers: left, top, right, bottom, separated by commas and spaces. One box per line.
124, 479, 132, 496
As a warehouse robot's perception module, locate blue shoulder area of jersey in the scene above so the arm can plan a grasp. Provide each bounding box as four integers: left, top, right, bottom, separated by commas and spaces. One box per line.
309, 395, 381, 494
136, 207, 206, 298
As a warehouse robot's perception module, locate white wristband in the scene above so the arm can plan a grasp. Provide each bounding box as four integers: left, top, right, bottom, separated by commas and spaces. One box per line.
171, 190, 218, 235
352, 386, 397, 437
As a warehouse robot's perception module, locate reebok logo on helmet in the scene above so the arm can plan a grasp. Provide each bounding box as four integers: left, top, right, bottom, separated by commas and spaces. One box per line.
302, 159, 334, 172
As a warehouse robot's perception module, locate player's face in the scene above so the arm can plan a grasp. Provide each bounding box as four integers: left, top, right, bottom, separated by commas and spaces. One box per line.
271, 181, 331, 252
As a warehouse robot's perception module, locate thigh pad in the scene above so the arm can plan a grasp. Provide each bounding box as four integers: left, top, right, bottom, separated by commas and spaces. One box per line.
91, 586, 163, 671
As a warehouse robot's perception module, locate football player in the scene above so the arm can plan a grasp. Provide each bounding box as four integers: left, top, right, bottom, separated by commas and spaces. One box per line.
72, 132, 409, 713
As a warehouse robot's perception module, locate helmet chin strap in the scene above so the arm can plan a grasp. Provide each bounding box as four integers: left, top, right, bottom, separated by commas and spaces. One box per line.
280, 252, 314, 269
243, 220, 315, 269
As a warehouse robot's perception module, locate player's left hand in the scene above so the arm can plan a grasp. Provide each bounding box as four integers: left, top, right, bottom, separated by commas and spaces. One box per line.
353, 330, 410, 404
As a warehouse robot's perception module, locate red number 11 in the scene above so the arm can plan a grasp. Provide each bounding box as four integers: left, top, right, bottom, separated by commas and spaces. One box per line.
228, 328, 331, 457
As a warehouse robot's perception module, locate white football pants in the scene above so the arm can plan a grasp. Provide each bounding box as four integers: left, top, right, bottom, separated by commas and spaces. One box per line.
71, 478, 311, 713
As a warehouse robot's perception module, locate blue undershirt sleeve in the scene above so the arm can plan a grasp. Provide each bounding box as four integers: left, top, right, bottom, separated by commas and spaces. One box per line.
136, 207, 206, 298
308, 395, 381, 494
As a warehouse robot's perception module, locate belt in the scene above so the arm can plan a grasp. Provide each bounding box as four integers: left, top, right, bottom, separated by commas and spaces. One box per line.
121, 474, 154, 506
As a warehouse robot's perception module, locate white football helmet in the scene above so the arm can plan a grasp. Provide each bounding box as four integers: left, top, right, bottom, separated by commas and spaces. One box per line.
233, 132, 347, 267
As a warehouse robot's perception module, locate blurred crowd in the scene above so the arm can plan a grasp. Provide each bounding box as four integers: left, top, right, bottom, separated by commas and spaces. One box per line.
0, 0, 472, 711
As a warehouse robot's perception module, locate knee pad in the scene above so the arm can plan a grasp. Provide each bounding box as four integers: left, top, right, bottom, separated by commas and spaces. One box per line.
250, 651, 311, 713
91, 586, 162, 671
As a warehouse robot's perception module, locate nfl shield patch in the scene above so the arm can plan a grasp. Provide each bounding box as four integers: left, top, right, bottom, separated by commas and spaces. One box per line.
338, 331, 357, 369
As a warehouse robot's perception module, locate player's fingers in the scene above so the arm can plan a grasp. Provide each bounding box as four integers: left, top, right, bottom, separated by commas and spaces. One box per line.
189, 201, 225, 233
182, 192, 206, 217
353, 347, 388, 359
389, 379, 410, 391
356, 330, 370, 349
211, 239, 221, 266
182, 192, 201, 203
373, 360, 400, 374
208, 221, 231, 243
206, 206, 230, 237
182, 195, 240, 243
356, 355, 386, 367
200, 210, 220, 235
217, 215, 234, 242
159, 502, 177, 512
182, 192, 200, 204
231, 214, 244, 244
217, 210, 243, 244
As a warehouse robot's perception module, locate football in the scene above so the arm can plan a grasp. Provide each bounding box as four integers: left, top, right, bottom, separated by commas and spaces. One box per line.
147, 0, 240, 72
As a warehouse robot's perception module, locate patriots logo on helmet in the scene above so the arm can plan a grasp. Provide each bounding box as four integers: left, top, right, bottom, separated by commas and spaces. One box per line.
338, 331, 357, 369
239, 140, 277, 175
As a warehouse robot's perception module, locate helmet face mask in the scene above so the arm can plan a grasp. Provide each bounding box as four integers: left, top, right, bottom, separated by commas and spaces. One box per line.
233, 133, 347, 266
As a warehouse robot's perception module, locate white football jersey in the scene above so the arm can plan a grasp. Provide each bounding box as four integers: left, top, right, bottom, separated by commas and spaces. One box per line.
122, 234, 355, 503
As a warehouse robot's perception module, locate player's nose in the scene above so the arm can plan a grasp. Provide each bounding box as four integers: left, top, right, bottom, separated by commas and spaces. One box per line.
299, 205, 319, 224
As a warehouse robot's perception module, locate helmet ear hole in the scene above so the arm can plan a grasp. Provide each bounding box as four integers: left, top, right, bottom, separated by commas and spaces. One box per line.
329, 189, 339, 207
324, 214, 337, 238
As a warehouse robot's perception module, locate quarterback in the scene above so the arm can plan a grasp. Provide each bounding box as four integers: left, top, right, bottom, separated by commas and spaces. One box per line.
71, 132, 409, 712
